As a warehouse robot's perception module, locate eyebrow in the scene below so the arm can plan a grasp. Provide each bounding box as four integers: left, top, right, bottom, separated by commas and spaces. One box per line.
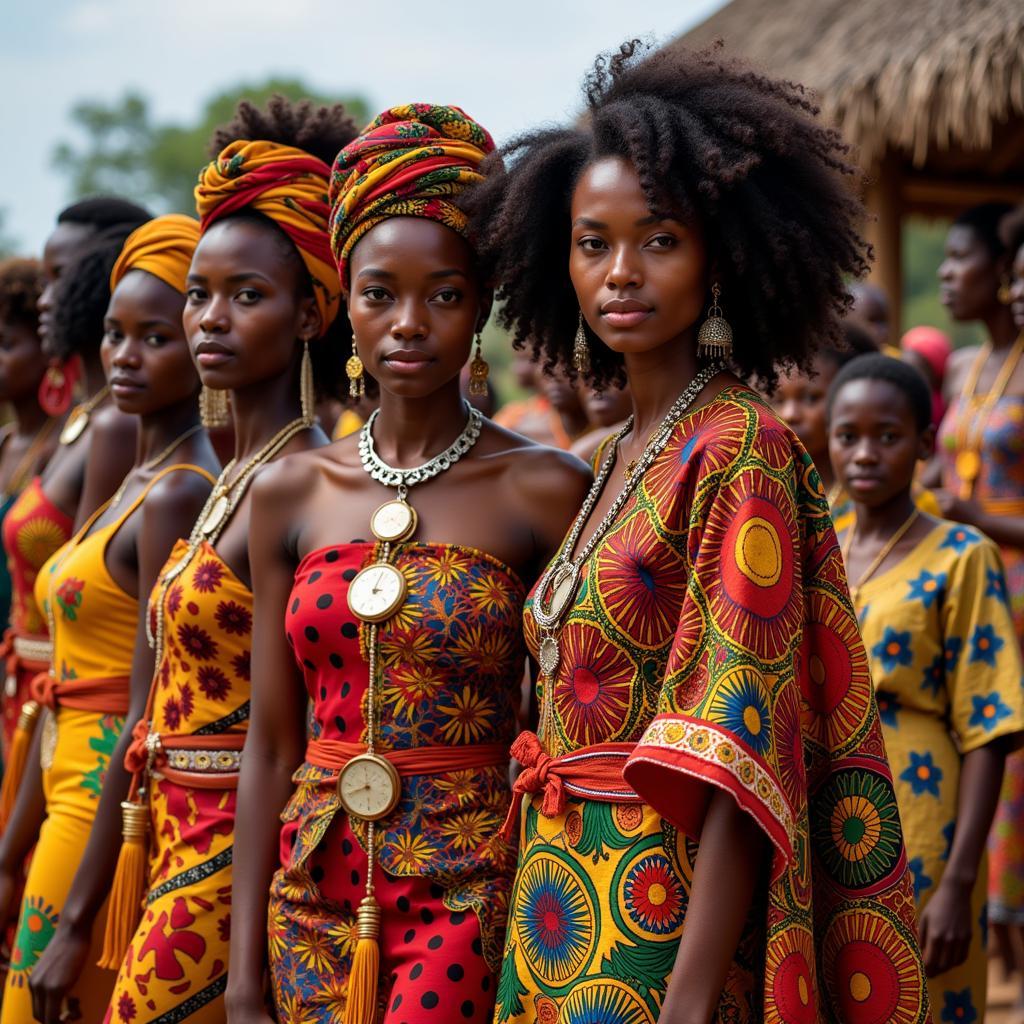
355, 267, 469, 281
185, 271, 272, 284
573, 214, 670, 229
104, 316, 176, 329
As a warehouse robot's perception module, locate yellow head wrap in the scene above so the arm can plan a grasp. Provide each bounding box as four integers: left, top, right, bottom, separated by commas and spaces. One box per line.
109, 214, 201, 295
194, 140, 339, 334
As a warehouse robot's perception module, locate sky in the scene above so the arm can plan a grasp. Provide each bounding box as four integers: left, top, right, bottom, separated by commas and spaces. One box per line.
1, 0, 725, 254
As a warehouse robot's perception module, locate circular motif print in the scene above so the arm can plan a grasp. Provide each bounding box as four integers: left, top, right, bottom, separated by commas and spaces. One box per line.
513, 849, 598, 987
765, 925, 818, 1024
560, 978, 656, 1024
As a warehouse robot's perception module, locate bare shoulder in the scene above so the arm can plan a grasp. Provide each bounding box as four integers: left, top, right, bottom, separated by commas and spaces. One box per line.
945, 344, 981, 386
89, 401, 138, 446
144, 466, 215, 509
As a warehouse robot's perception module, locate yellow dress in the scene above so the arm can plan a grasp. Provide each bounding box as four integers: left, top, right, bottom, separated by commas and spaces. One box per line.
849, 518, 1024, 1020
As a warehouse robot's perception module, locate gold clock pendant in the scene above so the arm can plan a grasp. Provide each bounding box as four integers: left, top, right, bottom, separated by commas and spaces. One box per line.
370, 500, 417, 543
337, 752, 401, 820
347, 562, 408, 623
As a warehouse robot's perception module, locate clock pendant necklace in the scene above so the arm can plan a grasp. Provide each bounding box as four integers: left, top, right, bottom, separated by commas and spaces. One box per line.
342, 401, 484, 971
533, 362, 723, 739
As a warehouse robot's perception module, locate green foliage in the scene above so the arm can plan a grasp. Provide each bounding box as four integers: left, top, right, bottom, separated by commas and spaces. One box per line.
52, 79, 370, 215
902, 217, 984, 349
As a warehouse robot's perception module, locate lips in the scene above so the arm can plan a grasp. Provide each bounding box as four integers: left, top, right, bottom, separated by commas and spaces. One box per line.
109, 375, 145, 390
383, 349, 434, 373
194, 339, 234, 367
600, 298, 652, 328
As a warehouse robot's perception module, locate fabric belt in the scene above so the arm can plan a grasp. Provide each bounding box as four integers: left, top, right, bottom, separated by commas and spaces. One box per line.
1, 629, 51, 697
125, 721, 246, 789
305, 737, 509, 777
499, 732, 639, 841
30, 672, 130, 715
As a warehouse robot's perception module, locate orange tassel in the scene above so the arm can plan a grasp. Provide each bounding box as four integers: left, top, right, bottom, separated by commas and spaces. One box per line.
0, 701, 41, 829
343, 894, 381, 1024
97, 800, 149, 969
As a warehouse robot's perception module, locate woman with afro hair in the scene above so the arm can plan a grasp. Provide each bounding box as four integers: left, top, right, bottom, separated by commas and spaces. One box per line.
466, 41, 930, 1023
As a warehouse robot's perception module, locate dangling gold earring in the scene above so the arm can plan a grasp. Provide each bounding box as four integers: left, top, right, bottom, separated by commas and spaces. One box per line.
998, 275, 1013, 305
573, 311, 590, 375
347, 340, 365, 399
300, 339, 315, 425
199, 386, 229, 428
697, 282, 733, 360
468, 333, 489, 396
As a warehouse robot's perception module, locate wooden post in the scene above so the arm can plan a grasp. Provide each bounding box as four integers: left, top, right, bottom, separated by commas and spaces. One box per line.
864, 152, 903, 339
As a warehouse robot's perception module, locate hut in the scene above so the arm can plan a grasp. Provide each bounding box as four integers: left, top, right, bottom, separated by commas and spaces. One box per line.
668, 0, 1024, 331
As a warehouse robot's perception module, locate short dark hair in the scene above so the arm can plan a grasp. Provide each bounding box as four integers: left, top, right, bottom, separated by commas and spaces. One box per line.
827, 353, 932, 433
56, 196, 151, 232
464, 40, 869, 391
952, 202, 1015, 261
999, 205, 1024, 260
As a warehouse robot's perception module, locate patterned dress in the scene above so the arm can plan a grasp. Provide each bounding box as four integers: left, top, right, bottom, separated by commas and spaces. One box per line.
105, 539, 251, 1024
938, 395, 1024, 923
498, 388, 929, 1023
1, 469, 204, 1024
847, 519, 1024, 1020
270, 542, 524, 1023
0, 478, 73, 755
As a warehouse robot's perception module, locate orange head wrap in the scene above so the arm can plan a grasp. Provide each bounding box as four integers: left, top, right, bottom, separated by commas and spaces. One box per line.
329, 103, 495, 285
194, 140, 340, 335
109, 214, 200, 295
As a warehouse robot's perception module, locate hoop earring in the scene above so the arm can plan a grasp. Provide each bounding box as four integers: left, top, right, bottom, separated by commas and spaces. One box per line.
468, 333, 490, 396
300, 339, 315, 425
998, 275, 1014, 305
199, 386, 230, 428
696, 282, 733, 360
573, 311, 590, 375
347, 340, 365, 399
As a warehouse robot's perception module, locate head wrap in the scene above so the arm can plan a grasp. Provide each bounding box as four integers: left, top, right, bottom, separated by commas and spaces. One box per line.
900, 326, 952, 384
109, 214, 200, 295
329, 103, 495, 284
195, 140, 339, 334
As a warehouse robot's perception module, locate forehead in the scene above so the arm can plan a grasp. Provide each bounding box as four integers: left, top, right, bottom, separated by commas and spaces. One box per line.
192, 218, 298, 279
350, 217, 476, 277
43, 221, 93, 264
946, 223, 986, 254
108, 269, 184, 320
832, 377, 912, 417
571, 157, 650, 217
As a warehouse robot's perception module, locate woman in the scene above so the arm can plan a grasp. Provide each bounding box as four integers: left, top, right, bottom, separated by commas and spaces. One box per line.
570, 378, 632, 463
830, 353, 1024, 1020
900, 325, 951, 430
467, 42, 929, 1021
0, 259, 60, 743
0, 213, 219, 1024
37, 97, 357, 1024
0, 199, 149, 824
225, 104, 589, 1024
932, 202, 1024, 985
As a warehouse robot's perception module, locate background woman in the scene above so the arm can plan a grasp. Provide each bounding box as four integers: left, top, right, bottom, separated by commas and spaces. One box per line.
830, 353, 1024, 1020
226, 104, 589, 1024
0, 213, 218, 1024
76, 97, 354, 1024
467, 41, 929, 1022
932, 202, 1024, 986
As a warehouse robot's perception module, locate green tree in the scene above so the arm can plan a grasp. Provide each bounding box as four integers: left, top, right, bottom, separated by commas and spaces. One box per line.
52, 79, 370, 214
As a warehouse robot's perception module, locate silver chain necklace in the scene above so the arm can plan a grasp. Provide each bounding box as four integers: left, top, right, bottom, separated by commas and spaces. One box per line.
533, 361, 723, 682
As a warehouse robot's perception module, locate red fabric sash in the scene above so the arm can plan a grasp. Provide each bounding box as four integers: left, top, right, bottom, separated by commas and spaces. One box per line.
125, 721, 246, 790
499, 732, 639, 841
30, 672, 130, 715
1, 628, 50, 678
305, 738, 508, 777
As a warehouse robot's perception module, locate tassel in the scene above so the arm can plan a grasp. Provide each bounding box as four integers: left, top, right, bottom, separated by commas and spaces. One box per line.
344, 894, 381, 1024
0, 701, 41, 828
97, 800, 150, 969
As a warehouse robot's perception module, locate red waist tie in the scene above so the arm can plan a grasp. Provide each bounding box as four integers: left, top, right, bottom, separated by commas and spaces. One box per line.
1, 628, 50, 682
30, 672, 130, 715
125, 720, 247, 790
305, 737, 509, 776
499, 732, 639, 841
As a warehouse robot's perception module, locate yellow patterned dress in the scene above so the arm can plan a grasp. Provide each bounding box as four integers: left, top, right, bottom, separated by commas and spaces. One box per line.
847, 519, 1024, 1020
498, 388, 929, 1024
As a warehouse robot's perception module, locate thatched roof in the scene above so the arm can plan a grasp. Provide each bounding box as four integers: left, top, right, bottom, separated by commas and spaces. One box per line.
670, 0, 1024, 167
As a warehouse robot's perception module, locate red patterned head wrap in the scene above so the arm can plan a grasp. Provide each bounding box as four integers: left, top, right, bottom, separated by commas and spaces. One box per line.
329, 103, 495, 285
195, 140, 340, 334
109, 214, 200, 295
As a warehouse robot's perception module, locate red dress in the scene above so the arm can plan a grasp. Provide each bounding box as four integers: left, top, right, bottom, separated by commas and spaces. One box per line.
270, 542, 525, 1023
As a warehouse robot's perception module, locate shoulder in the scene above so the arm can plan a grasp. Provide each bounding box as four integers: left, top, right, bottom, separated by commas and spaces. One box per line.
250, 433, 354, 509
141, 466, 214, 519
89, 401, 137, 445
944, 345, 980, 391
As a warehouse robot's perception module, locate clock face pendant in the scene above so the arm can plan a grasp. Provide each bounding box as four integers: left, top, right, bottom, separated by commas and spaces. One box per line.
337, 753, 401, 820
370, 499, 417, 543
201, 494, 230, 536
347, 562, 407, 623
538, 635, 560, 678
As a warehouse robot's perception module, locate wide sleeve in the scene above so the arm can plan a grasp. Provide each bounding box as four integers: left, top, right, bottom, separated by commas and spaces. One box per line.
623, 417, 806, 875
943, 532, 1024, 753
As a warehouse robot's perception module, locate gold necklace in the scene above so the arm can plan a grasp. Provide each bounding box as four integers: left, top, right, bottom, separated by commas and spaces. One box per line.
59, 385, 110, 445
107, 423, 204, 509
841, 508, 920, 599
0, 418, 59, 498
954, 333, 1024, 499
